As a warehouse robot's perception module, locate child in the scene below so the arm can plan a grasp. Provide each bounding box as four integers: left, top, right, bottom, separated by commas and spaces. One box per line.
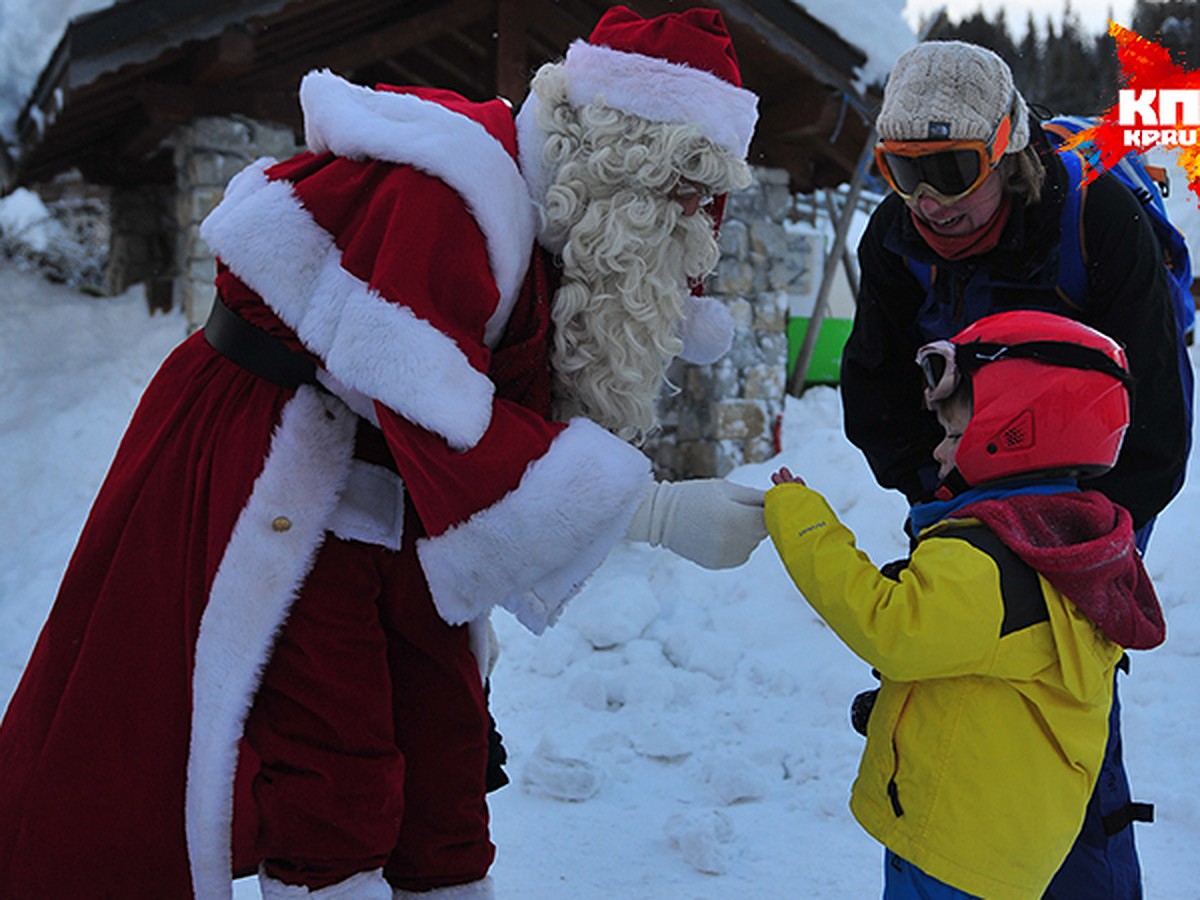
765, 310, 1165, 899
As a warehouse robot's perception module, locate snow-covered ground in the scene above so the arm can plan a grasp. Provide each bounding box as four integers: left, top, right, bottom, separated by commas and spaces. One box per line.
2, 258, 1199, 897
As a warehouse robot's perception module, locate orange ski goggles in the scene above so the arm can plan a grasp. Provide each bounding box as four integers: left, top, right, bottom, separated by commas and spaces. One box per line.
874, 114, 1013, 205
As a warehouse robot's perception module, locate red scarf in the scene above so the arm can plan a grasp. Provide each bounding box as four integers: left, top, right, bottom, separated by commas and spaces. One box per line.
951, 491, 1165, 650
911, 193, 1013, 261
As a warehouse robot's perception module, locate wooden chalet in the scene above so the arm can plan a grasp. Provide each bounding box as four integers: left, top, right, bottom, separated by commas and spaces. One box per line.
3, 0, 892, 477
9, 0, 878, 198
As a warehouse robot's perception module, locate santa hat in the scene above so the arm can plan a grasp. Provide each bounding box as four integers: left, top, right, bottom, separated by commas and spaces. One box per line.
876, 41, 1030, 154
516, 5, 758, 205
515, 6, 757, 366
564, 5, 756, 156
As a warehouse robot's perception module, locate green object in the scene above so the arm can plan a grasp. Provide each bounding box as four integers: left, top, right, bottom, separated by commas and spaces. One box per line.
787, 316, 853, 384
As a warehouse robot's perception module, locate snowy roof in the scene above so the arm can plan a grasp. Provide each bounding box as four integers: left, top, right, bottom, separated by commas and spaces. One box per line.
2, 0, 917, 193
791, 0, 916, 90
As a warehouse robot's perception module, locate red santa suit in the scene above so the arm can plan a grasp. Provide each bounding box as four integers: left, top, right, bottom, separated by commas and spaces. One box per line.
0, 72, 657, 899
0, 6, 759, 897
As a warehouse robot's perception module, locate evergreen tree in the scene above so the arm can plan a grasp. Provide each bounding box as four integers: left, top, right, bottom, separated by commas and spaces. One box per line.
1132, 0, 1199, 65
924, 1, 1120, 119
1013, 14, 1044, 105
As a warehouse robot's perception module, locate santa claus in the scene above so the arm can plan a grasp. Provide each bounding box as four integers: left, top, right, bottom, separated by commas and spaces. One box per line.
0, 6, 761, 899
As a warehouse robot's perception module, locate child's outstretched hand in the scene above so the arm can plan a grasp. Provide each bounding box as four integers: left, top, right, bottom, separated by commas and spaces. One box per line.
770, 466, 806, 486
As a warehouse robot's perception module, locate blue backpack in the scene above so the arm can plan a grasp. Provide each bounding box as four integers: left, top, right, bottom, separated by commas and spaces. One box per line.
1043, 114, 1195, 343
1044, 115, 1194, 496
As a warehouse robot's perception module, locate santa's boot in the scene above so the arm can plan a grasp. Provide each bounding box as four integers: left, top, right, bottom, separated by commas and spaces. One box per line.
258, 867, 392, 900
393, 876, 495, 899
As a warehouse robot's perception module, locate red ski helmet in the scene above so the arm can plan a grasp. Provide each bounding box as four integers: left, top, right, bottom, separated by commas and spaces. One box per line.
916, 310, 1132, 486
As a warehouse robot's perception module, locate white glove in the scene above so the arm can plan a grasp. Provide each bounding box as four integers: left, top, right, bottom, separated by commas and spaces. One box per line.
626, 479, 767, 569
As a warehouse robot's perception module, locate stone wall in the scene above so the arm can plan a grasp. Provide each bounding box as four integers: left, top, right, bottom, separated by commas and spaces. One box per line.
108, 183, 173, 307
171, 116, 303, 329
644, 167, 817, 480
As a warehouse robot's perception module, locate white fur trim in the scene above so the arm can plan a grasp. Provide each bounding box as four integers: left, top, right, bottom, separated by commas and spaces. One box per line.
467, 614, 494, 682
394, 876, 495, 899
565, 40, 757, 158
259, 867, 392, 900
678, 295, 735, 365
316, 369, 381, 427
514, 93, 553, 217
327, 460, 405, 550
299, 70, 535, 344
187, 389, 356, 900
417, 418, 653, 633
201, 161, 493, 451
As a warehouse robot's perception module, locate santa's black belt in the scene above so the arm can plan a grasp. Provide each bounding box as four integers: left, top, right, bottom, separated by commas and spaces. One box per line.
203, 297, 318, 389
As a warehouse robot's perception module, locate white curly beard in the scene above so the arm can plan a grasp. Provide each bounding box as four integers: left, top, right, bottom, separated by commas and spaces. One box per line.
549, 196, 720, 444
525, 62, 751, 445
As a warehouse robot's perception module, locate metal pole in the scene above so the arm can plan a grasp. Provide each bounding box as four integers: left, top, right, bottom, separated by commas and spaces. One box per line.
824, 189, 860, 298
786, 131, 875, 396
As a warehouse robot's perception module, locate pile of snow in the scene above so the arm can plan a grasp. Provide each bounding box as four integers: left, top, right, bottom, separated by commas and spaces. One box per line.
0, 184, 108, 290
2, 260, 1199, 897
0, 187, 66, 253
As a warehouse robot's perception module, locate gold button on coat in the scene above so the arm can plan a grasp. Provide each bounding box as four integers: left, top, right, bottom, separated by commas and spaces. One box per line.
271, 516, 293, 532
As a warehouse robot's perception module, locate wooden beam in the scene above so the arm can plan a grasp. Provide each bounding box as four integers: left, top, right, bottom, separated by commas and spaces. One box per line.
410, 43, 491, 98
379, 59, 435, 89
121, 82, 299, 162
753, 136, 815, 192
756, 84, 835, 137
249, 0, 494, 87
496, 0, 529, 103
191, 27, 256, 85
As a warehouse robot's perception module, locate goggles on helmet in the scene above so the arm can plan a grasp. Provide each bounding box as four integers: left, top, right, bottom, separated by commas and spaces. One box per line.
916, 338, 1134, 408
874, 113, 1013, 205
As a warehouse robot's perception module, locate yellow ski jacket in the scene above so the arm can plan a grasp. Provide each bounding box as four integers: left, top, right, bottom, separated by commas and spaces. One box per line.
765, 483, 1125, 900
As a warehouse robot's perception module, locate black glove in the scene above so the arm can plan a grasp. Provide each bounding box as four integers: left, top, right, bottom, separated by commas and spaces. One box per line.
849, 668, 882, 737
850, 688, 878, 737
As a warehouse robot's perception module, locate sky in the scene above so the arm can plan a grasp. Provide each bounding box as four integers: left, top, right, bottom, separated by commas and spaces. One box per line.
903, 0, 1137, 36
3, 160, 1200, 895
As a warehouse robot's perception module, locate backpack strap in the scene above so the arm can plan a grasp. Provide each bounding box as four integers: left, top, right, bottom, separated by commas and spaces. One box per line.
1041, 119, 1076, 145
905, 256, 935, 290
1055, 148, 1089, 307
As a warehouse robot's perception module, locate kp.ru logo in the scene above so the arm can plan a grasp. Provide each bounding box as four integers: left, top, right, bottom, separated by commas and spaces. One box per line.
1061, 23, 1200, 204
1118, 89, 1200, 148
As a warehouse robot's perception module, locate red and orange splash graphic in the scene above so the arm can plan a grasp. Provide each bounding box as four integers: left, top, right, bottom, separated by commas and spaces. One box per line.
1060, 22, 1200, 206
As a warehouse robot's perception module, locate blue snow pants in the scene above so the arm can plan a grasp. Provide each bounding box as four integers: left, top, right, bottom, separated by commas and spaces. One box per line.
883, 850, 979, 899
1043, 668, 1148, 899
